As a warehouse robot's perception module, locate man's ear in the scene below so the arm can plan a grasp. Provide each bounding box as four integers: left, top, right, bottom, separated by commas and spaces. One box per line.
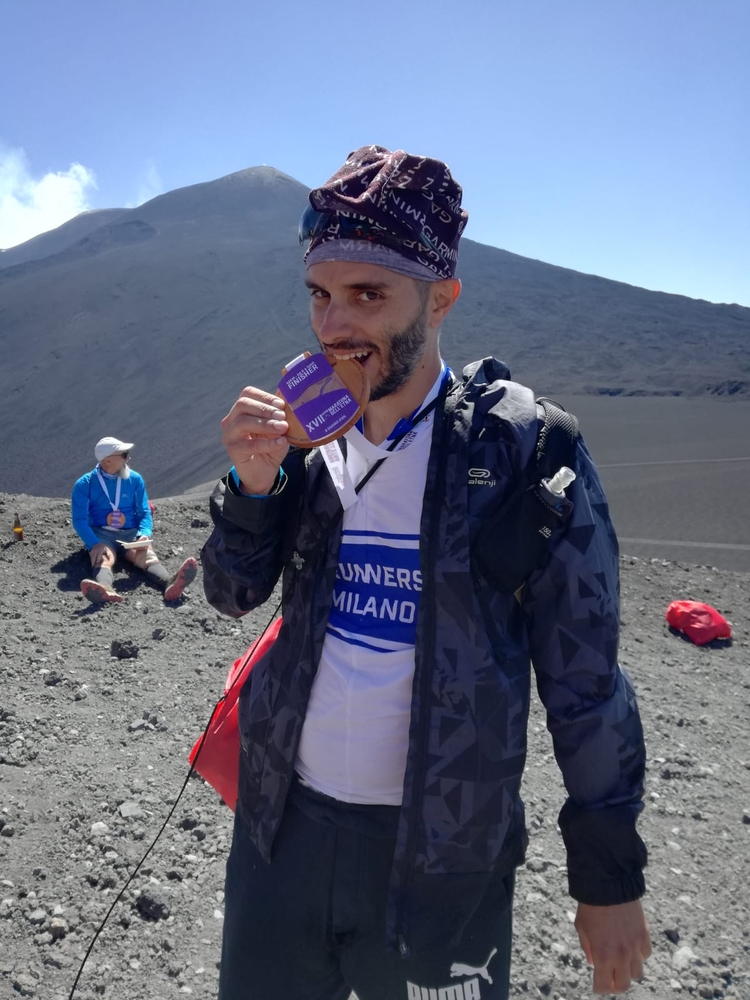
428, 278, 461, 329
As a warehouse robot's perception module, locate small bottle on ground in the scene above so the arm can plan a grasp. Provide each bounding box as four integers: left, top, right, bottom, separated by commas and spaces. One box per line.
13, 513, 24, 542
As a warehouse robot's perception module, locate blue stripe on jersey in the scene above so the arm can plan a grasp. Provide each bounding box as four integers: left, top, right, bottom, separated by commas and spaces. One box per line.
342, 529, 422, 542
325, 626, 395, 654
330, 539, 422, 646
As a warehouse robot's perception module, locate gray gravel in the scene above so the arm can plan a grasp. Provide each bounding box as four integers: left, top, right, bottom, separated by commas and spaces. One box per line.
1, 492, 749, 999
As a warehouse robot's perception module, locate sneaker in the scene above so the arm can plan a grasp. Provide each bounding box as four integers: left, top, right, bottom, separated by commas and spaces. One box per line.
164, 557, 198, 602
81, 579, 123, 604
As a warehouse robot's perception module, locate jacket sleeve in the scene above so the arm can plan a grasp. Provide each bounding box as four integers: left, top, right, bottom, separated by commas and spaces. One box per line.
201, 468, 298, 618
133, 474, 153, 536
521, 437, 647, 906
71, 475, 100, 550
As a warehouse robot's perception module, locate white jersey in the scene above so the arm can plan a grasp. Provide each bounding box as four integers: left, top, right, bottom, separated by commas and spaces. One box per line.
295, 371, 444, 805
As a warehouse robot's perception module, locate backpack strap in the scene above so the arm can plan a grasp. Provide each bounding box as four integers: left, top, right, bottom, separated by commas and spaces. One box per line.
472, 396, 579, 594
534, 397, 579, 482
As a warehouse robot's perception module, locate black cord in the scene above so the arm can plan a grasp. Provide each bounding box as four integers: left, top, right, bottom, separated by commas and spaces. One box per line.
67, 599, 282, 1000
68, 376, 454, 996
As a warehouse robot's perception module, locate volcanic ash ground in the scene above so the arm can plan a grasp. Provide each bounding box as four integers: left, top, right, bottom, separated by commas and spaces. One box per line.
0, 492, 749, 999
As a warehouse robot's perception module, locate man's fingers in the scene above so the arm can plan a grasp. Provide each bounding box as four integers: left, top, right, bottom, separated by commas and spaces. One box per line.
234, 388, 287, 422
223, 415, 288, 443
229, 434, 288, 455
630, 955, 644, 983
239, 387, 286, 409
592, 956, 617, 994
591, 949, 640, 995
577, 927, 593, 966
222, 390, 289, 442
612, 955, 633, 993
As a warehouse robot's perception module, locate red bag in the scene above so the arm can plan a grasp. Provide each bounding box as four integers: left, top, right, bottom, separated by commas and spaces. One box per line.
665, 601, 731, 646
188, 618, 282, 810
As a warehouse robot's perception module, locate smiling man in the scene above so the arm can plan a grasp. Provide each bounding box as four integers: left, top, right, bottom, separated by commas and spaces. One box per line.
201, 146, 651, 999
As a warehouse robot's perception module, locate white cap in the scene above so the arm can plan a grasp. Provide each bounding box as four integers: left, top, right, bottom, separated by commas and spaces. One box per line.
95, 437, 134, 462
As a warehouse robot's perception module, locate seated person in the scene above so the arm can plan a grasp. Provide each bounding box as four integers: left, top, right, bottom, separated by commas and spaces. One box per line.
71, 436, 198, 605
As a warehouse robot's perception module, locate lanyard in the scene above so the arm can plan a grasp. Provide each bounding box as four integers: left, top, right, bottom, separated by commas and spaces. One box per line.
96, 467, 121, 511
320, 369, 453, 510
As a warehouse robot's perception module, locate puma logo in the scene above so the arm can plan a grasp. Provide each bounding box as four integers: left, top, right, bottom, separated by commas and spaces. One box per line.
449, 947, 498, 984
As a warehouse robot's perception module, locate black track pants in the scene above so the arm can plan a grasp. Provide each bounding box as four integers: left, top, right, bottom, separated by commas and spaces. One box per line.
219, 778, 515, 1000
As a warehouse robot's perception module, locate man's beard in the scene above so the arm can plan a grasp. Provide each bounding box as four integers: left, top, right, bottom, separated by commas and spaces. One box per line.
117, 464, 131, 480
369, 305, 429, 402
315, 300, 430, 402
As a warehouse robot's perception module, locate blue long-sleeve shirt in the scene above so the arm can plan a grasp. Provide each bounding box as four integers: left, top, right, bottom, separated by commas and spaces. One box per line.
71, 467, 153, 549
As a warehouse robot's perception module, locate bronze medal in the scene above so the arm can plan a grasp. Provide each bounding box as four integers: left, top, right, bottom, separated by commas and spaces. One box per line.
107, 510, 126, 529
277, 352, 369, 448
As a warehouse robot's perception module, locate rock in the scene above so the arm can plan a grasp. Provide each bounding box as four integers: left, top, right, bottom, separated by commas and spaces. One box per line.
152, 628, 167, 640
118, 801, 143, 819
12, 973, 36, 996
27, 908, 47, 925
672, 945, 698, 971
89, 822, 109, 837
136, 888, 170, 921
111, 639, 139, 659
665, 927, 680, 944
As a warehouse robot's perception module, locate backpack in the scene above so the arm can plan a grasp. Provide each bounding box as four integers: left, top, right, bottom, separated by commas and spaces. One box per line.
191, 394, 579, 808
472, 396, 579, 594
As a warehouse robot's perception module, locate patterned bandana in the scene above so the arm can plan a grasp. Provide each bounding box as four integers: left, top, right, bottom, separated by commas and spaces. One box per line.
302, 145, 468, 280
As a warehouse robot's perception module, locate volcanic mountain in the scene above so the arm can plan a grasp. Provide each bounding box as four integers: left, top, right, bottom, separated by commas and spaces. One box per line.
1, 166, 748, 498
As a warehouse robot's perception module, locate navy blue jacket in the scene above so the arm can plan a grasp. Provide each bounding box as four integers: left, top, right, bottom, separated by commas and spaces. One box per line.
202, 359, 647, 954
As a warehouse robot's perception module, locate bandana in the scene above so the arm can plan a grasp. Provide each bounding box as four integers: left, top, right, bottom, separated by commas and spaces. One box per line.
303, 145, 468, 280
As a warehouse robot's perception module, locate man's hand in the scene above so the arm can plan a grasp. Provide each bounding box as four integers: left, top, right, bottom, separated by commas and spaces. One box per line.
575, 899, 651, 994
221, 387, 290, 495
89, 542, 113, 568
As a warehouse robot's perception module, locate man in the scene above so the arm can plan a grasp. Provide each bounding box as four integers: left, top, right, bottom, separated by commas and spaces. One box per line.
202, 146, 651, 999
72, 436, 198, 604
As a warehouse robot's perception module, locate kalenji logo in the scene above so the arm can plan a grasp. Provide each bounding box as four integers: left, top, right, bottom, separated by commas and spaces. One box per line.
406, 979, 481, 1000
468, 468, 496, 488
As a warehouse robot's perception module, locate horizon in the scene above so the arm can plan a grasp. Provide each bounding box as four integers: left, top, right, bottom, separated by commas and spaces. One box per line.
1, 0, 748, 307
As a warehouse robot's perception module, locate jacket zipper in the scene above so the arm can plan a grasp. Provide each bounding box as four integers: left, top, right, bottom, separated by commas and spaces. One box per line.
395, 380, 457, 957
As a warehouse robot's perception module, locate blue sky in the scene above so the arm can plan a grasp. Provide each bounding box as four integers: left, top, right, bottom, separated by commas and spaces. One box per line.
1, 0, 748, 305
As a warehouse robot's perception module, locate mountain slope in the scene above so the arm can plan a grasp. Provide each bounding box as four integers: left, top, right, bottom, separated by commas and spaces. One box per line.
0, 208, 130, 267
0, 165, 748, 497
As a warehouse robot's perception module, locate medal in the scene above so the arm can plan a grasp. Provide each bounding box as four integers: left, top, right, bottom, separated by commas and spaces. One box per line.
277, 352, 368, 448
96, 468, 126, 529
